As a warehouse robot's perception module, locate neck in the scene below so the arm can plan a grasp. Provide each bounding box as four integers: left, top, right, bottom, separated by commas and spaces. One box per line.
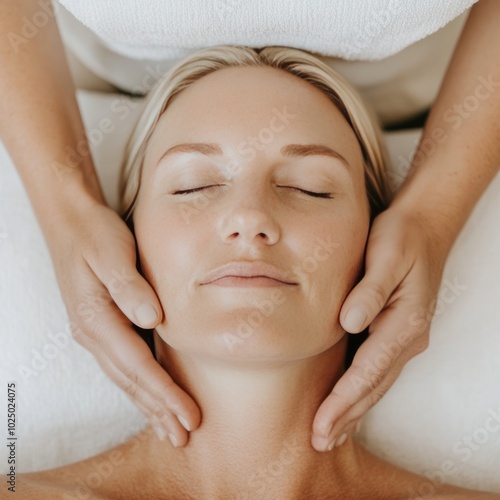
151, 333, 353, 499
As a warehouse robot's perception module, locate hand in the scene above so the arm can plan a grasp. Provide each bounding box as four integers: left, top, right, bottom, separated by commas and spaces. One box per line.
311, 207, 447, 451
44, 192, 201, 446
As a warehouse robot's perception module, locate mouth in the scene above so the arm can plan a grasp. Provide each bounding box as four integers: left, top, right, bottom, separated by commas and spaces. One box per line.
200, 261, 297, 288
204, 276, 294, 288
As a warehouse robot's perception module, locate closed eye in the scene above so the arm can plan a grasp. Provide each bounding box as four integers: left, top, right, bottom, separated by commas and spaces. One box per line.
277, 186, 333, 199
172, 184, 224, 195
172, 184, 332, 198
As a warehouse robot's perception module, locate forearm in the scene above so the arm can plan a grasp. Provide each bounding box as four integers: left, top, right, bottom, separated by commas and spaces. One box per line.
391, 0, 500, 256
0, 0, 105, 236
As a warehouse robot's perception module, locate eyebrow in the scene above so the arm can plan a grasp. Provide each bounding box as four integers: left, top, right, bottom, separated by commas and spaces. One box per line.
156, 142, 350, 169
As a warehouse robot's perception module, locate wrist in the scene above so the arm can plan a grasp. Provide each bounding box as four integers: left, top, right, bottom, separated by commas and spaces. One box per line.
40, 156, 105, 207
385, 195, 457, 262
387, 154, 479, 257
35, 165, 107, 238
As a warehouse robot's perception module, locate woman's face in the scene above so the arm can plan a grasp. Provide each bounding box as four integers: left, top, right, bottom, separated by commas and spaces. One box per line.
133, 65, 370, 362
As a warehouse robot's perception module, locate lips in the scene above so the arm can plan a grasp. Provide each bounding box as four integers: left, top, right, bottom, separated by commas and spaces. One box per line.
200, 261, 297, 286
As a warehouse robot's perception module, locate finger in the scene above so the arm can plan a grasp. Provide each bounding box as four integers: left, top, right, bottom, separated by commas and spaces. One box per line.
135, 401, 187, 447
91, 336, 188, 446
313, 304, 419, 438
80, 335, 167, 435
312, 320, 428, 448
340, 244, 408, 333
311, 417, 362, 452
87, 339, 192, 447
314, 362, 404, 452
86, 244, 164, 330
134, 402, 167, 442
79, 332, 168, 423
142, 400, 189, 448
312, 364, 398, 453
323, 362, 406, 447
72, 295, 201, 432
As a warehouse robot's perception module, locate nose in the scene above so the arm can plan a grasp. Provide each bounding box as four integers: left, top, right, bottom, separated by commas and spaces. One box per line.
218, 204, 280, 246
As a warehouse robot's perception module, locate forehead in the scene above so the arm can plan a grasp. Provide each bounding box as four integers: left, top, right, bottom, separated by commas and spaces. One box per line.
146, 65, 363, 168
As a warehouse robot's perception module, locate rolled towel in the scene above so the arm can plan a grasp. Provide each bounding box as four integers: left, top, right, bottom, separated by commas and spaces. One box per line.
56, 0, 477, 61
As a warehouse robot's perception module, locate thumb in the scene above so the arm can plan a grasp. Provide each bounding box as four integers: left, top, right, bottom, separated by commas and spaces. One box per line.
91, 254, 163, 329
109, 265, 163, 329
340, 250, 403, 333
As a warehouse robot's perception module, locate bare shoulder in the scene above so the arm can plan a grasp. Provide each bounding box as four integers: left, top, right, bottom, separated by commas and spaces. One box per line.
16, 470, 81, 500
15, 429, 153, 500
16, 458, 122, 499
350, 441, 500, 500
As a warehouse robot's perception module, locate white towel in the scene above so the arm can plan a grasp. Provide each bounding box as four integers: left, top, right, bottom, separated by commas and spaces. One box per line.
54, 0, 476, 125
57, 0, 477, 61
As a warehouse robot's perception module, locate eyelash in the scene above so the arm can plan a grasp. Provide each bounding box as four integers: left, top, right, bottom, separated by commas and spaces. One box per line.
172, 184, 224, 195
172, 185, 332, 199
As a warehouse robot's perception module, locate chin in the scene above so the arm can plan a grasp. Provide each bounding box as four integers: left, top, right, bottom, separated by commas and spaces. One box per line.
155, 311, 344, 364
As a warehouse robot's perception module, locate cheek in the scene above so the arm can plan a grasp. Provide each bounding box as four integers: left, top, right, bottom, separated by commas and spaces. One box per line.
342, 214, 369, 283
306, 209, 369, 305
133, 206, 205, 296
133, 211, 159, 287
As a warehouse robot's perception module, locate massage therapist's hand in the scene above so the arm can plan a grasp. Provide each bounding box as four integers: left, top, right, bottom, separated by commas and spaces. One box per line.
312, 0, 500, 451
46, 193, 201, 446
1, 0, 200, 448
312, 206, 447, 451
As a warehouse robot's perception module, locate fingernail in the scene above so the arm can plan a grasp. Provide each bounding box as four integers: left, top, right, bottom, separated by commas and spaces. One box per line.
327, 439, 336, 451
335, 433, 347, 447
134, 303, 158, 326
343, 307, 367, 332
178, 415, 191, 432
168, 433, 179, 447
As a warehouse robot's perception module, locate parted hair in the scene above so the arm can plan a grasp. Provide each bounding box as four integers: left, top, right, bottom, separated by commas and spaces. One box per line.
118, 45, 393, 222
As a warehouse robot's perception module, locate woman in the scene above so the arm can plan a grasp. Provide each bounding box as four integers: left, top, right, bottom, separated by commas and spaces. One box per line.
18, 45, 499, 499
2, 0, 499, 450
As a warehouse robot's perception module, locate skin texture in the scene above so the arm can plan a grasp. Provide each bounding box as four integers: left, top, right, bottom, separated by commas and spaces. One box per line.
132, 63, 370, 465
16, 65, 500, 500
134, 65, 370, 362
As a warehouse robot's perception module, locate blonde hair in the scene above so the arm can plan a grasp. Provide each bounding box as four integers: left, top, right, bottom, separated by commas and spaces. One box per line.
119, 45, 393, 221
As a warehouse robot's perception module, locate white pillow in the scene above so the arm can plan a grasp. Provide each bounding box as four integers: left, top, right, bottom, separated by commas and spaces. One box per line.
1, 91, 499, 494
0, 91, 146, 474
362, 135, 500, 493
